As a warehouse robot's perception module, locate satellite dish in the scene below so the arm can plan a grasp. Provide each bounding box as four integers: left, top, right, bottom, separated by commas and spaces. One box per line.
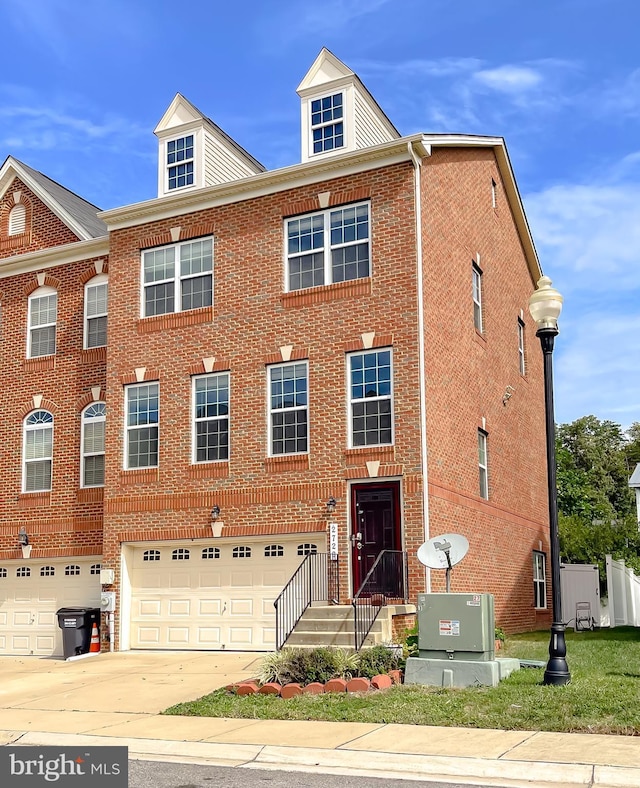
418, 533, 469, 569
417, 534, 469, 592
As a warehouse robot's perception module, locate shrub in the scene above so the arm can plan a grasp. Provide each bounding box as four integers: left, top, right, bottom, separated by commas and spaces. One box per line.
257, 650, 291, 685
356, 644, 401, 678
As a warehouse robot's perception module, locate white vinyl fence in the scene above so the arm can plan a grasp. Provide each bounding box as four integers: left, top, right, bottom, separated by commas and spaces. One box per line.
605, 555, 640, 627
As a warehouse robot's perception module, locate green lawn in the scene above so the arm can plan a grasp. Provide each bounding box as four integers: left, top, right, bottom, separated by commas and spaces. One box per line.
164, 628, 640, 735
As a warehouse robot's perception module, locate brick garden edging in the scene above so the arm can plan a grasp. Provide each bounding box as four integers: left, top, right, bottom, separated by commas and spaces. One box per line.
227, 669, 403, 697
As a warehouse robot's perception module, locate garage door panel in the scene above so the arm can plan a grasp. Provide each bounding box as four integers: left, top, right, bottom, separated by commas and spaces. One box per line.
35, 634, 55, 651
229, 571, 252, 587
198, 599, 222, 615
37, 611, 56, 627
168, 599, 190, 616
12, 635, 31, 650
129, 536, 325, 651
13, 611, 32, 626
198, 627, 221, 643
137, 600, 162, 617
198, 572, 222, 587
0, 612, 6, 626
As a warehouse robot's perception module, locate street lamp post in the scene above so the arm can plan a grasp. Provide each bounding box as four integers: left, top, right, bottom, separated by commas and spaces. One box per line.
528, 275, 571, 686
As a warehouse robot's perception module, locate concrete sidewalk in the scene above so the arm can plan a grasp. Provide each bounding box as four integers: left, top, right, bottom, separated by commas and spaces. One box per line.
0, 652, 638, 788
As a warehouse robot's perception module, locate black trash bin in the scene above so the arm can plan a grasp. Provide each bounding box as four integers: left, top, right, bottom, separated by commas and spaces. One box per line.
56, 607, 100, 659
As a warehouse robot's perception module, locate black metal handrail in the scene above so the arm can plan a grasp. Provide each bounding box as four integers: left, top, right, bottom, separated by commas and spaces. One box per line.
352, 550, 408, 651
274, 552, 339, 650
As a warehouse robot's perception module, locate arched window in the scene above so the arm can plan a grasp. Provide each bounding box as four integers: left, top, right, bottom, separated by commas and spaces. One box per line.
27, 286, 57, 358
297, 543, 318, 556
264, 544, 284, 557
84, 274, 108, 349
143, 550, 160, 561
81, 402, 105, 487
8, 203, 26, 235
202, 547, 220, 559
172, 548, 190, 560
23, 410, 53, 492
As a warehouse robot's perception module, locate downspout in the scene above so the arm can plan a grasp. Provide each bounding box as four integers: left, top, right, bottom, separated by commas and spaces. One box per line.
408, 140, 432, 593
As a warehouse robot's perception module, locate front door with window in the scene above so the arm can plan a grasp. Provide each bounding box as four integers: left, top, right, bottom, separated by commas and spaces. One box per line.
350, 482, 401, 596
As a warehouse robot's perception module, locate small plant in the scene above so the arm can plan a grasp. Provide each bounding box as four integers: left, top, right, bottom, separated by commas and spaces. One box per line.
402, 623, 419, 659
495, 626, 506, 643
332, 647, 360, 680
257, 650, 292, 685
356, 644, 401, 678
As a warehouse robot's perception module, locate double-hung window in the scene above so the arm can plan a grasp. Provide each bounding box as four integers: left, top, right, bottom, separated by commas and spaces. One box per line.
142, 237, 213, 317
28, 287, 57, 357
311, 92, 344, 154
125, 383, 159, 469
478, 429, 489, 499
349, 349, 393, 447
23, 410, 53, 492
533, 551, 547, 608
84, 275, 108, 349
81, 403, 105, 487
167, 134, 194, 190
286, 202, 369, 291
269, 362, 308, 455
472, 263, 483, 333
193, 373, 229, 462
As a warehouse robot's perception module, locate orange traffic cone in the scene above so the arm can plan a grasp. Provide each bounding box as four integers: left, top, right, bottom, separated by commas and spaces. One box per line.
89, 622, 100, 653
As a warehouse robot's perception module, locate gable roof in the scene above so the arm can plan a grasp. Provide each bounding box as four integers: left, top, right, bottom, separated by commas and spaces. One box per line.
629, 463, 640, 489
154, 93, 265, 175
0, 156, 107, 241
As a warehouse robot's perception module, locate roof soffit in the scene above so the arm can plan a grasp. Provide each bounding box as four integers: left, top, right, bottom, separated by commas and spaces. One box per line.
297, 48, 354, 94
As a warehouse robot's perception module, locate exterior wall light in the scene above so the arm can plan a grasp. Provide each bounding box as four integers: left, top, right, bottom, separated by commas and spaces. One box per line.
211, 505, 221, 521
326, 497, 337, 514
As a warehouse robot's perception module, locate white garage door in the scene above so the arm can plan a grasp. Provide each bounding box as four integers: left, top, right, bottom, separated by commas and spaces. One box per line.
129, 535, 325, 651
0, 557, 102, 656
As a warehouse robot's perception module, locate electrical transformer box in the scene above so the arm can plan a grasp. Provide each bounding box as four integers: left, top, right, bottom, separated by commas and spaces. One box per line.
417, 592, 495, 661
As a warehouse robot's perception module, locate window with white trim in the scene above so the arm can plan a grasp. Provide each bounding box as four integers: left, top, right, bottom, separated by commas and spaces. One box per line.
172, 548, 190, 560
9, 203, 26, 235
310, 93, 344, 154
142, 237, 213, 317
264, 544, 284, 557
91, 564, 101, 574
533, 551, 547, 609
143, 550, 160, 561
167, 134, 194, 190
0, 568, 6, 578
23, 409, 53, 492
81, 402, 105, 487
193, 372, 229, 462
202, 547, 220, 560
65, 565, 80, 576
40, 566, 55, 577
286, 202, 369, 291
518, 318, 526, 376
17, 567, 30, 577
232, 546, 251, 558
28, 286, 57, 358
84, 275, 108, 349
478, 429, 488, 499
348, 349, 393, 447
472, 263, 483, 333
269, 362, 308, 455
125, 383, 159, 469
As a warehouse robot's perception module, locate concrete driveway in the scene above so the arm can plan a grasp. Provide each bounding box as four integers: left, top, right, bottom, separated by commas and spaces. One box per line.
0, 651, 260, 736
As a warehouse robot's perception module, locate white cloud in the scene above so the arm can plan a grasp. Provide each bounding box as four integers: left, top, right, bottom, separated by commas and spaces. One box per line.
473, 65, 543, 93
525, 168, 640, 425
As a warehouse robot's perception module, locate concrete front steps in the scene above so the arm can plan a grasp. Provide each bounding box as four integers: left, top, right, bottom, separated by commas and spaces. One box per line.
283, 604, 415, 650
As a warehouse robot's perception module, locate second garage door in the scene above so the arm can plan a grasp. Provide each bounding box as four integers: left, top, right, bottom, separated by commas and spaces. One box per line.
129, 535, 324, 651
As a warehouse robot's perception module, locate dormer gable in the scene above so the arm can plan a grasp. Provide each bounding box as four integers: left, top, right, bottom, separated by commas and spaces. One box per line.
154, 93, 265, 198
296, 48, 400, 164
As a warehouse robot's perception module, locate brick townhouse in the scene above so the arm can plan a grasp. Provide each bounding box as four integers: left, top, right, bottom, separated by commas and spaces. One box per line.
0, 49, 551, 657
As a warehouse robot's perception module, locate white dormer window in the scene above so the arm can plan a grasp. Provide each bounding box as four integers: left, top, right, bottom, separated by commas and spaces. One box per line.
167, 134, 194, 190
311, 92, 344, 154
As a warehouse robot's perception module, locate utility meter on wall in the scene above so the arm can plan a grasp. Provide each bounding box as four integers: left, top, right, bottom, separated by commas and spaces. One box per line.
100, 592, 116, 612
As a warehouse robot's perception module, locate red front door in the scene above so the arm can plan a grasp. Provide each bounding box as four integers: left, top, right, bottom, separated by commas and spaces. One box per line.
351, 482, 401, 595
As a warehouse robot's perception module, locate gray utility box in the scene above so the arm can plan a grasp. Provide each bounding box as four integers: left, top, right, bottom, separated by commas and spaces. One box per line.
417, 592, 495, 661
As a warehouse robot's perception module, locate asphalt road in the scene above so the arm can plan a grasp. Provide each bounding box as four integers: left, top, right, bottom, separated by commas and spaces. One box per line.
129, 759, 512, 788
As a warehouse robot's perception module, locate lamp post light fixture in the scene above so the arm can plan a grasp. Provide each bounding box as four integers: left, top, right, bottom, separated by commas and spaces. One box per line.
528, 275, 570, 686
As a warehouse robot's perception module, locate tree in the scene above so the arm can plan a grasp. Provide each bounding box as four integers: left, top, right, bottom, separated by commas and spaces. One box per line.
556, 416, 639, 587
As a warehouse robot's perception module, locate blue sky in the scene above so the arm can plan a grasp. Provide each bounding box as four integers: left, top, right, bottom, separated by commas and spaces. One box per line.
0, 0, 637, 428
